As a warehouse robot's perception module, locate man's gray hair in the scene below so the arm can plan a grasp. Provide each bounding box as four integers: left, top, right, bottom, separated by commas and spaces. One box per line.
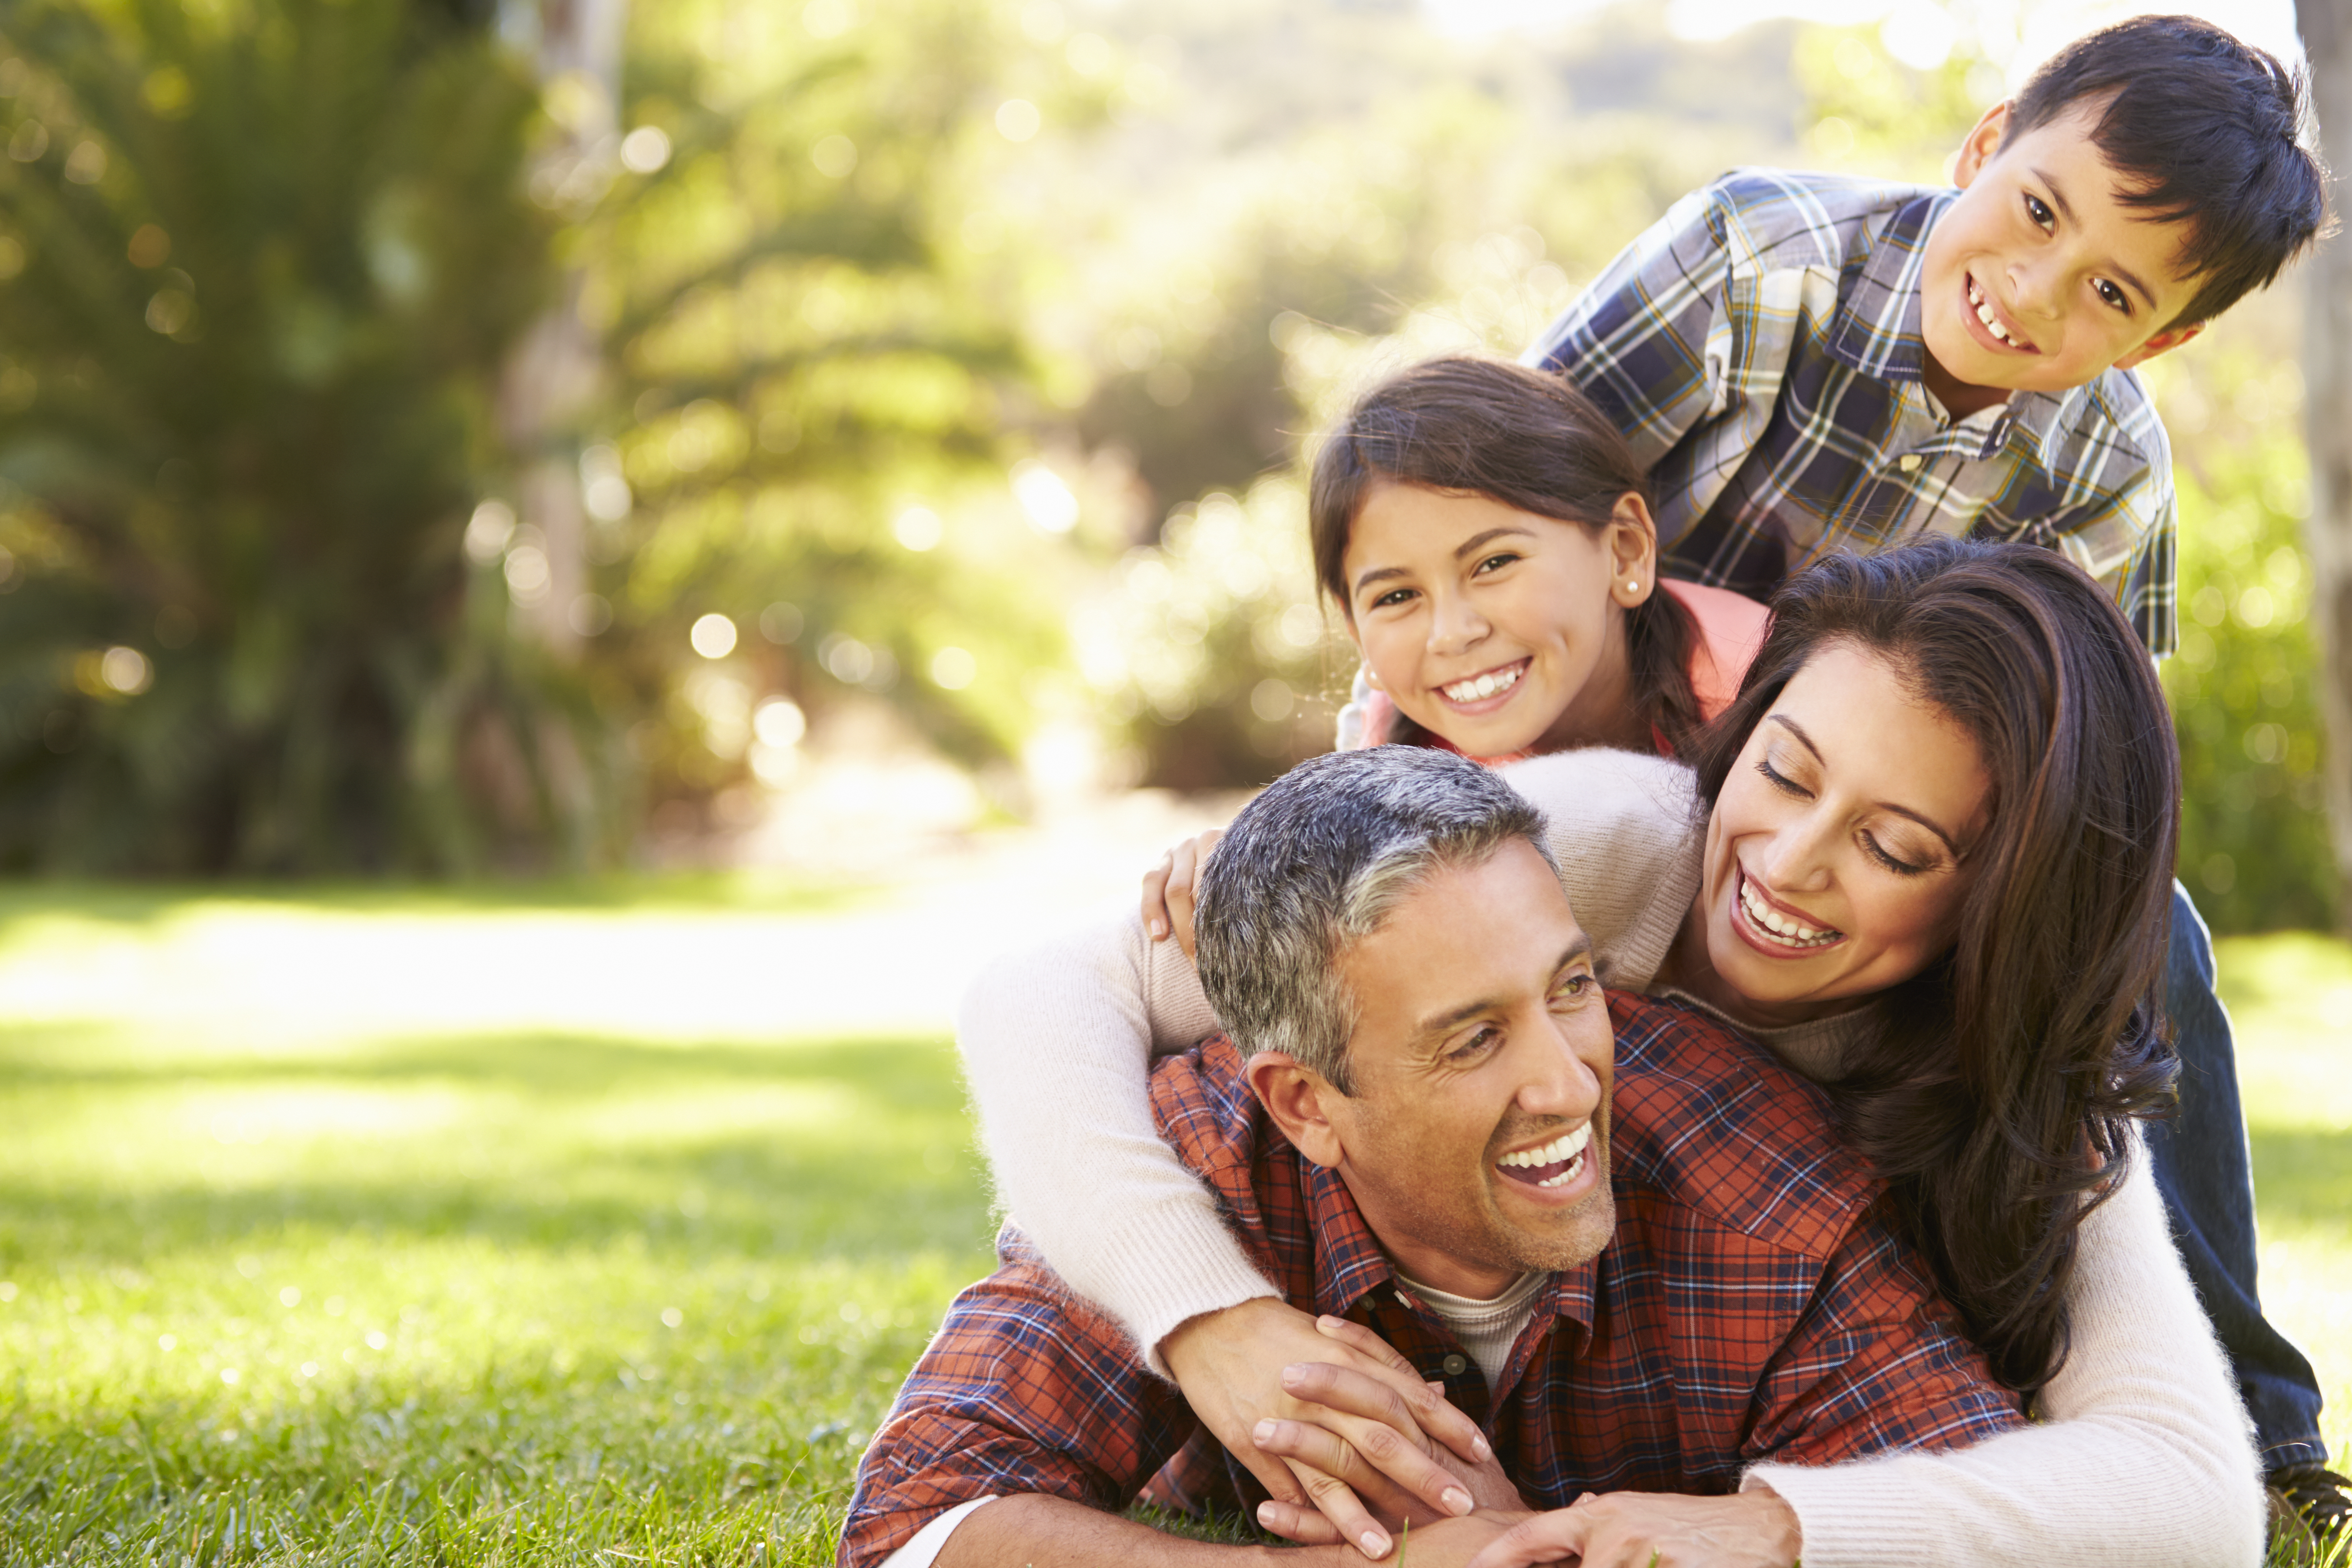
1194, 746, 1553, 1094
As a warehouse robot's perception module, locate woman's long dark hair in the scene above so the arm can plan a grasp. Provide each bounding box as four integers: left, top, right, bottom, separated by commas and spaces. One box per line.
1686, 537, 2181, 1398
1308, 356, 1705, 754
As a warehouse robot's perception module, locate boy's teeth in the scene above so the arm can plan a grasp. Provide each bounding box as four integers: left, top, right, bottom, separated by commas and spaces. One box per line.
1968, 280, 2013, 342
1443, 664, 1523, 703
1738, 876, 1842, 949
1498, 1123, 1591, 1169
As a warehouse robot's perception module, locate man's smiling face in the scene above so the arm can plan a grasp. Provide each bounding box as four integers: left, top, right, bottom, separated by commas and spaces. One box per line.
1305, 839, 1615, 1299
1921, 99, 2206, 413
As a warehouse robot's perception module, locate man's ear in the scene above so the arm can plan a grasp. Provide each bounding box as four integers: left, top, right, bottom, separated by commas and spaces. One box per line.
1951, 100, 2011, 189
1245, 1050, 1348, 1170
2113, 319, 2206, 370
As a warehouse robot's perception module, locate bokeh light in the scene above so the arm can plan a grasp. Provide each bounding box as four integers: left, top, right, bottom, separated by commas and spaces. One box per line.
689, 614, 739, 660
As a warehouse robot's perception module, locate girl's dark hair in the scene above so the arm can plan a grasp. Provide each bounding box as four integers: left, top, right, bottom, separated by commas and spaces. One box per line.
1308, 356, 1705, 754
1686, 536, 2181, 1397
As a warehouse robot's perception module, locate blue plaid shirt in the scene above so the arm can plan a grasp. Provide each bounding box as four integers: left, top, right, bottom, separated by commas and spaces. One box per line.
1524, 168, 2177, 657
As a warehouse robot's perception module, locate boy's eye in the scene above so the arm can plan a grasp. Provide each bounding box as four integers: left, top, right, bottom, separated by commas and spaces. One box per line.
2023, 192, 2054, 231
2092, 279, 2131, 314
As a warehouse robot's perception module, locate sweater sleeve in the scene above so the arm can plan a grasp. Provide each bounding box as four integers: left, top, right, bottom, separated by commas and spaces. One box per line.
1742, 1135, 2265, 1568
1495, 748, 1705, 990
956, 906, 1276, 1374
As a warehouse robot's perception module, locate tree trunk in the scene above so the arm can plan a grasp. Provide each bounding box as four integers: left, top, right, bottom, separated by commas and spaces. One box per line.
497, 0, 629, 657
2299, 0, 2352, 924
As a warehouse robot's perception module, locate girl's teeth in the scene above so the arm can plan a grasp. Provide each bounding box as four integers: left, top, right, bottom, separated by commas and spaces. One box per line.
1445, 665, 1522, 703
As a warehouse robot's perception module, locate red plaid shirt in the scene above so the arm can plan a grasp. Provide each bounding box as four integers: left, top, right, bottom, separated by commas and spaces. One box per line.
840, 993, 2022, 1567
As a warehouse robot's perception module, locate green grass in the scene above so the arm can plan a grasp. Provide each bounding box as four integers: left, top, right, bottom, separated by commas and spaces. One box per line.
0, 890, 2347, 1565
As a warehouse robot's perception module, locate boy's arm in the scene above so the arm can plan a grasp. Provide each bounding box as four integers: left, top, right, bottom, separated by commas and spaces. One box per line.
1519, 181, 1790, 475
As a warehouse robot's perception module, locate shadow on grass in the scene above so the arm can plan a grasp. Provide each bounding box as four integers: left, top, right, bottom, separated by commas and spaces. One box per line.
0, 1031, 999, 1264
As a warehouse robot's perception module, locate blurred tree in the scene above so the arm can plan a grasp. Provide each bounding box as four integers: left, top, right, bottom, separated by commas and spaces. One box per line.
2149, 327, 2333, 931
0, 0, 586, 873
2299, 0, 2351, 927
549, 0, 1101, 817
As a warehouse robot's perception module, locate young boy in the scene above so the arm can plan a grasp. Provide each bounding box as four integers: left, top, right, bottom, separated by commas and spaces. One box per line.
1519, 10, 2338, 1544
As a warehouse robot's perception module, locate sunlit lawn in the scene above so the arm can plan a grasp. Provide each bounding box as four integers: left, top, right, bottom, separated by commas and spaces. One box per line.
1, 885, 2347, 1565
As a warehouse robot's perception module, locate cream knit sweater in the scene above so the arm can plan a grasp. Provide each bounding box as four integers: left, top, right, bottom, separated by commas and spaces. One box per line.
956, 749, 2264, 1568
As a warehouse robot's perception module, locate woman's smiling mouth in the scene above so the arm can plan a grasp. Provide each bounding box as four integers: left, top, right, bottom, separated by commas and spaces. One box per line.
1437, 659, 1529, 710
1734, 868, 1846, 954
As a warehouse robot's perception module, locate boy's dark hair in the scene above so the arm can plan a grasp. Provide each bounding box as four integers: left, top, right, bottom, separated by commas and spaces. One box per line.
2006, 13, 2330, 327
1308, 355, 1705, 754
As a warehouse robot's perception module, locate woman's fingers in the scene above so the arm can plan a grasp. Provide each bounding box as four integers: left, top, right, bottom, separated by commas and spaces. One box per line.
1252, 1439, 1397, 1560
1255, 1411, 1471, 1524
1141, 853, 1176, 941
1313, 1316, 1493, 1465
1254, 1485, 1346, 1546
1462, 1508, 1589, 1568
1165, 829, 1219, 960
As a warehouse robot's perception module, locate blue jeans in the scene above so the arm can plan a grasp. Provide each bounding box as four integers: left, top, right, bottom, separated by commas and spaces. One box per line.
2145, 882, 2328, 1470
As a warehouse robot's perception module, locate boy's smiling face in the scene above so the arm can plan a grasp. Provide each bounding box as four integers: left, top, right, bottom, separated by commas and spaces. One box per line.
1920, 99, 2207, 416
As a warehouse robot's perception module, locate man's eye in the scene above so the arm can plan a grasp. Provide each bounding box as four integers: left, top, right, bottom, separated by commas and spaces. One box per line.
1552, 972, 1592, 1001
1449, 1027, 1500, 1061
2024, 193, 2054, 230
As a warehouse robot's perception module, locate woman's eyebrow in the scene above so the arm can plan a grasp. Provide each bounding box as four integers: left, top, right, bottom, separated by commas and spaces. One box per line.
1352, 564, 1407, 595
1768, 714, 1963, 856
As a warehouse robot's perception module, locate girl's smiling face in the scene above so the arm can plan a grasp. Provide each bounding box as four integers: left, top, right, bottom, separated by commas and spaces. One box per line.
1696, 642, 1992, 1025
1342, 481, 1655, 760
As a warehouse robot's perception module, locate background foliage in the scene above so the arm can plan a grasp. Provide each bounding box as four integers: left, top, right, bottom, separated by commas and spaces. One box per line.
0, 0, 2328, 932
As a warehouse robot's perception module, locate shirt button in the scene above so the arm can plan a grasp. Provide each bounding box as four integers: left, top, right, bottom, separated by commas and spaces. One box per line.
1898, 453, 1924, 473
1440, 1353, 1469, 1377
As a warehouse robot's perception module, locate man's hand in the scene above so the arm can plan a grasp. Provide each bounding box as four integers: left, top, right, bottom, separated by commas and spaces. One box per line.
1161, 1299, 1489, 1559
1462, 1487, 1802, 1568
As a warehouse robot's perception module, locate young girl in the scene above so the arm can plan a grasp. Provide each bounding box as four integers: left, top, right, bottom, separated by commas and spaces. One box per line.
1303, 355, 1767, 765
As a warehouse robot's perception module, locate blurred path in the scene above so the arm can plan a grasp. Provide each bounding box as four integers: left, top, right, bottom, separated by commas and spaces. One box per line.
0, 791, 1244, 1054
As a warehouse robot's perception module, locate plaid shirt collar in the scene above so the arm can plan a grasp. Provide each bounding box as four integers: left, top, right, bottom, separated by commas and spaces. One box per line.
1296, 1155, 1598, 1369
1823, 188, 2099, 469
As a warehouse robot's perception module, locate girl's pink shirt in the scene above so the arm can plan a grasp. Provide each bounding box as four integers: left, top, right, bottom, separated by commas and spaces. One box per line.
1351, 578, 1771, 765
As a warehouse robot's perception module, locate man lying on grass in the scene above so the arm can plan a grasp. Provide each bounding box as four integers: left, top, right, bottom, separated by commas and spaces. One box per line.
837, 747, 2020, 1568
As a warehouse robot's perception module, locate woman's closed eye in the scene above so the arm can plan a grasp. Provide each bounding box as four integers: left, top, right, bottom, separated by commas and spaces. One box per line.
1756, 755, 1811, 798
1860, 831, 1930, 877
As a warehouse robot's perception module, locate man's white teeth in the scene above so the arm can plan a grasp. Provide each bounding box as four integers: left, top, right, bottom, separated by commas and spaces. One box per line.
1968, 279, 2014, 343
1738, 876, 1841, 949
1498, 1123, 1591, 1185
1443, 664, 1523, 703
